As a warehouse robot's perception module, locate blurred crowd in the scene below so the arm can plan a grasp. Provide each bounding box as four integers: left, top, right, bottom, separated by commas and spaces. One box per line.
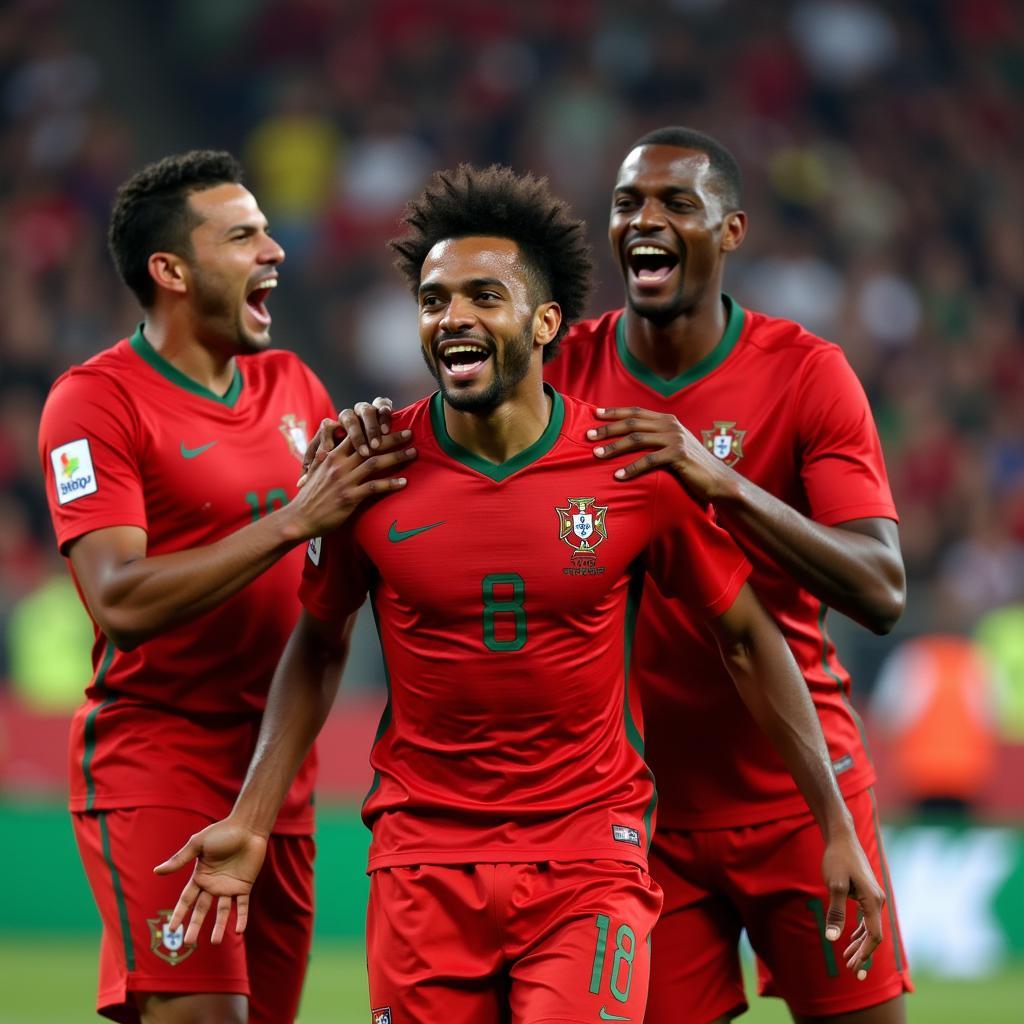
1, 0, 1023, 717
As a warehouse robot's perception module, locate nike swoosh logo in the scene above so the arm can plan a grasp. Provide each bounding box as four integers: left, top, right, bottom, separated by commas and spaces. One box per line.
387, 519, 445, 543
180, 441, 218, 459
599, 1010, 630, 1022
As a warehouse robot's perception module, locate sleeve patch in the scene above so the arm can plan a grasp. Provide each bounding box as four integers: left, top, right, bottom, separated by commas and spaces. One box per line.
50, 438, 98, 505
307, 536, 322, 566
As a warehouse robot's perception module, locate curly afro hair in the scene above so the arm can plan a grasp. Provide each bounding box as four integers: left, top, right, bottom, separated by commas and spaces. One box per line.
389, 164, 594, 361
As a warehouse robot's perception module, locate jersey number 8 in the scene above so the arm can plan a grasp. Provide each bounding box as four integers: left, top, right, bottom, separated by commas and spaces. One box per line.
481, 573, 527, 652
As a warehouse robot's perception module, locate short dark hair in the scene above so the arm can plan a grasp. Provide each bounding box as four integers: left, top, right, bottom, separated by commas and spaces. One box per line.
108, 150, 244, 307
389, 164, 593, 360
630, 127, 743, 211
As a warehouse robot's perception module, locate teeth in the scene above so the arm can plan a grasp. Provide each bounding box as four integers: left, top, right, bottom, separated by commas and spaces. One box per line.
252, 279, 277, 290
631, 245, 671, 257
445, 344, 487, 356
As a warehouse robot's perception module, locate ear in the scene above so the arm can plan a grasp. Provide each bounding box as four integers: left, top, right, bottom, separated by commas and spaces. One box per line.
533, 301, 562, 350
721, 211, 747, 253
147, 252, 189, 296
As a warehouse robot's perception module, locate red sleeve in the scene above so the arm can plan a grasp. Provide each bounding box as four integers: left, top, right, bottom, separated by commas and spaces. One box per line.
38, 370, 148, 554
298, 522, 372, 622
644, 473, 751, 616
796, 346, 898, 526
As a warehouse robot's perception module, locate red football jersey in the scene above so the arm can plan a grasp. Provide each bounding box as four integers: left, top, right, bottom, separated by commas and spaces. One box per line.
545, 297, 898, 827
38, 326, 336, 832
300, 388, 750, 870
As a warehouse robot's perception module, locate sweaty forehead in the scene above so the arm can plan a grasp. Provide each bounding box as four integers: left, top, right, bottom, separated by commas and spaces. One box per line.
615, 145, 714, 193
420, 235, 526, 287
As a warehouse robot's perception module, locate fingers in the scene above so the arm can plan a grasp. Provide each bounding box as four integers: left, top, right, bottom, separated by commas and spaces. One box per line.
590, 439, 678, 481
302, 418, 342, 474
847, 890, 885, 976
340, 407, 372, 457
235, 894, 250, 935
593, 406, 649, 422
210, 895, 234, 945
592, 431, 668, 457
342, 445, 417, 485
153, 839, 200, 876
342, 399, 399, 457
167, 877, 200, 932
316, 444, 415, 506
183, 888, 212, 946
372, 396, 394, 435
824, 881, 848, 944
172, 887, 244, 948
844, 920, 877, 980
827, 889, 883, 979
618, 451, 680, 481
298, 433, 356, 487
587, 412, 661, 443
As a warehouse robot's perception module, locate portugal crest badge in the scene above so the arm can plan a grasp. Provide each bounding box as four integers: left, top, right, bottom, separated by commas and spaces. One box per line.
279, 413, 309, 463
556, 497, 608, 575
701, 420, 746, 467
147, 909, 194, 966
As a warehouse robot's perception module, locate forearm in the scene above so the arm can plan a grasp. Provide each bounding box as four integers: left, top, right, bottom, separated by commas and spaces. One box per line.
718, 614, 853, 839
82, 508, 308, 648
715, 475, 904, 633
232, 615, 350, 834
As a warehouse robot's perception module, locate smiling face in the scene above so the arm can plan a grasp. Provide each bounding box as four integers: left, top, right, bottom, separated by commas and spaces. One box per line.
182, 183, 284, 352
417, 235, 559, 413
609, 144, 745, 325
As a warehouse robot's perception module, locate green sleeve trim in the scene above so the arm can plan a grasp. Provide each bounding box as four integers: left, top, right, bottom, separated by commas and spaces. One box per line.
429, 384, 565, 481
615, 294, 745, 396
129, 324, 243, 407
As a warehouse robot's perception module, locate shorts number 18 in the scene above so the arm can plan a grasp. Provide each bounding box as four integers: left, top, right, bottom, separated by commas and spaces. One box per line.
589, 913, 636, 1004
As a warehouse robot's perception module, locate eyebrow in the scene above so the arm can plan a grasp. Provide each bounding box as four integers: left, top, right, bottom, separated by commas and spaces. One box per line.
613, 184, 701, 198
223, 220, 269, 236
418, 276, 508, 296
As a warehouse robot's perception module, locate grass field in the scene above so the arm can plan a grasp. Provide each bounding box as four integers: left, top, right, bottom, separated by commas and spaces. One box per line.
1, 938, 1021, 1023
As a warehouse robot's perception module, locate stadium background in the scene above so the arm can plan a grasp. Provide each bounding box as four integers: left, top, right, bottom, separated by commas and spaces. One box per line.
1, 0, 1023, 1020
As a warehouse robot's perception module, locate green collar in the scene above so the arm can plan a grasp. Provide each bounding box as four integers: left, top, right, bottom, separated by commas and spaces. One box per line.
615, 294, 745, 397
429, 383, 565, 482
130, 324, 243, 407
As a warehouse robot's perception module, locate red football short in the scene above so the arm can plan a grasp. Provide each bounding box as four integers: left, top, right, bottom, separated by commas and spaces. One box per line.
645, 788, 913, 1022
367, 859, 663, 1024
73, 806, 314, 1024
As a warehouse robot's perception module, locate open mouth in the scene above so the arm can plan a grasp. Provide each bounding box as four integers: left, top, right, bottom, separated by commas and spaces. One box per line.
627, 244, 679, 286
245, 278, 277, 326
439, 341, 492, 381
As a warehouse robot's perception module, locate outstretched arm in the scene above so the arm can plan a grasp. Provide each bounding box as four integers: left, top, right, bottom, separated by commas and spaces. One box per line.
70, 434, 413, 650
155, 608, 353, 944
710, 583, 885, 976
588, 408, 904, 633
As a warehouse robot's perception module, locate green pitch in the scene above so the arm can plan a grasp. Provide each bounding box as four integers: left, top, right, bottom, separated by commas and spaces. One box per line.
0, 938, 1020, 1023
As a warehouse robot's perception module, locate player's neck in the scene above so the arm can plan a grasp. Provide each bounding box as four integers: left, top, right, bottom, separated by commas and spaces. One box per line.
623, 295, 728, 381
141, 317, 239, 398
442, 380, 553, 466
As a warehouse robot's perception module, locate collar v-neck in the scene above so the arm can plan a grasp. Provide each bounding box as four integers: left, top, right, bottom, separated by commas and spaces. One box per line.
130, 324, 243, 407
615, 294, 745, 397
429, 383, 565, 482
